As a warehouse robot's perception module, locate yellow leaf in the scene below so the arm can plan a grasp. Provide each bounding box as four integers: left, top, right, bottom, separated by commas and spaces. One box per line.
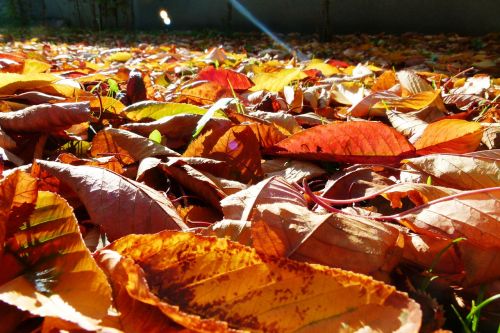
0, 171, 112, 331
98, 231, 422, 332
107, 51, 133, 62
251, 68, 306, 92
305, 61, 340, 76
22, 59, 51, 74
0, 73, 58, 95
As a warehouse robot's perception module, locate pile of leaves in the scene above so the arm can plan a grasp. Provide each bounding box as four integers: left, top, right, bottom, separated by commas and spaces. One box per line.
0, 32, 499, 332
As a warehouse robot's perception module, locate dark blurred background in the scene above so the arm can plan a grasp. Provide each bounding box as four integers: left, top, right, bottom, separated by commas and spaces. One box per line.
0, 0, 499, 38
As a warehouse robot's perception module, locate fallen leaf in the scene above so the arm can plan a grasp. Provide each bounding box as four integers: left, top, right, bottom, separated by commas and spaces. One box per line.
402, 151, 500, 190
414, 119, 483, 155
271, 121, 415, 164
396, 70, 434, 95
123, 101, 221, 121
36, 160, 187, 240
90, 128, 179, 165
0, 171, 112, 331
99, 230, 422, 332
251, 68, 307, 92
96, 249, 233, 332
0, 102, 90, 132
397, 187, 500, 248
197, 66, 253, 91
185, 125, 263, 184
220, 176, 306, 221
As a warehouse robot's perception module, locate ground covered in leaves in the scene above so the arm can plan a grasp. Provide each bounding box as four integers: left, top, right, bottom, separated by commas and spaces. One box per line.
0, 30, 499, 333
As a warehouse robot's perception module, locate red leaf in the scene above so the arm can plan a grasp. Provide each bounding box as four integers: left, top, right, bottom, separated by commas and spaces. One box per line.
197, 66, 253, 91
326, 59, 350, 68
271, 122, 415, 164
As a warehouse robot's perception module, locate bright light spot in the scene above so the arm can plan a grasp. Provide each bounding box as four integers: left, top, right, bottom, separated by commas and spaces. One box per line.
159, 9, 171, 25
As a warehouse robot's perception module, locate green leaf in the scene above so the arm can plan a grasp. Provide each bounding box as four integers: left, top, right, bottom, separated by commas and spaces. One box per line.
148, 129, 162, 144
193, 97, 232, 138
123, 101, 226, 121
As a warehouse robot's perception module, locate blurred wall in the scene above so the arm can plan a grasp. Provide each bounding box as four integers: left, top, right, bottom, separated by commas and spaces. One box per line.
0, 0, 498, 35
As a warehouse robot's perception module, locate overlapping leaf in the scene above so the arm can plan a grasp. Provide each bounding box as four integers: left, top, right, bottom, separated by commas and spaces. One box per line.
98, 231, 422, 333
36, 160, 187, 240
272, 121, 415, 164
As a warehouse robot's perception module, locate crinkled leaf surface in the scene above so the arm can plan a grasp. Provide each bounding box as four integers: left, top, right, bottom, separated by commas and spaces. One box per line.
402, 151, 500, 190
99, 230, 422, 333
36, 160, 187, 240
0, 172, 112, 331
197, 66, 253, 91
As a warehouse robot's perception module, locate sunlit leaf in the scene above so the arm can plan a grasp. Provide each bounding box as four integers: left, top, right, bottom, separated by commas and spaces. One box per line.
272, 121, 415, 164
98, 231, 422, 332
36, 160, 187, 240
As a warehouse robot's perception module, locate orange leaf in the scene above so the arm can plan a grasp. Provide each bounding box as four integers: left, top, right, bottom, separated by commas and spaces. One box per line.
184, 125, 263, 184
197, 66, 253, 91
98, 231, 421, 332
414, 119, 483, 155
272, 121, 415, 164
0, 171, 112, 331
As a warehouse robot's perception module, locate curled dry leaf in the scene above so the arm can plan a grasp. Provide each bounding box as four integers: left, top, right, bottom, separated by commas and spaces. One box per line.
158, 157, 227, 211
271, 121, 415, 164
0, 126, 16, 150
387, 110, 428, 143
396, 70, 434, 95
397, 187, 500, 248
0, 171, 112, 331
402, 151, 500, 190
90, 128, 179, 165
220, 176, 306, 221
227, 202, 404, 277
414, 119, 483, 155
184, 125, 263, 184
121, 113, 232, 149
98, 231, 422, 333
261, 158, 326, 183
0, 102, 90, 132
36, 160, 187, 240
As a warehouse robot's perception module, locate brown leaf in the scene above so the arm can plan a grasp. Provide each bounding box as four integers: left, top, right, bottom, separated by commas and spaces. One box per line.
121, 113, 232, 149
98, 231, 421, 332
90, 128, 179, 165
220, 176, 306, 221
158, 158, 227, 211
0, 102, 90, 132
397, 188, 500, 248
36, 160, 187, 241
402, 152, 500, 190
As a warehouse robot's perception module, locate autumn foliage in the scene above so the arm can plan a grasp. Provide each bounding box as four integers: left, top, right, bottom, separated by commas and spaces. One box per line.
0, 32, 499, 332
